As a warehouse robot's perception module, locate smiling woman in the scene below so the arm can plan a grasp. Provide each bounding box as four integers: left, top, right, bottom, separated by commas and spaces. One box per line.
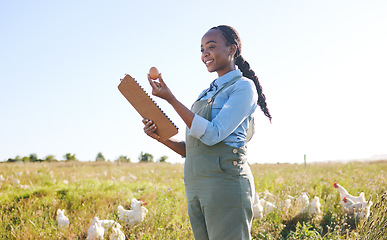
201, 31, 237, 77
141, 25, 272, 240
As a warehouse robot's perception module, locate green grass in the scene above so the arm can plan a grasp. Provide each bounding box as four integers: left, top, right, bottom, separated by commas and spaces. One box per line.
0, 160, 386, 239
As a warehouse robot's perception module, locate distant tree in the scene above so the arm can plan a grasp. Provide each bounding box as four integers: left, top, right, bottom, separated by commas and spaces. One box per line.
64, 153, 77, 161
138, 152, 153, 162
45, 155, 57, 162
7, 155, 23, 162
96, 152, 105, 162
29, 153, 38, 162
7, 158, 19, 162
158, 155, 168, 163
116, 155, 130, 163
22, 156, 30, 162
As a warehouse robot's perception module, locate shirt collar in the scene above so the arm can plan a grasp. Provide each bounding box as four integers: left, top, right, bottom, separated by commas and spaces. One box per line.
213, 69, 243, 87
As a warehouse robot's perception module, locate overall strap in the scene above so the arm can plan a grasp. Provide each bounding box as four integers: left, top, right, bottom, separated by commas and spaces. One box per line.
206, 76, 241, 104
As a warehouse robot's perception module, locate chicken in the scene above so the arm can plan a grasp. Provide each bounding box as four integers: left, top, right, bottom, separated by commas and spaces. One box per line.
109, 225, 126, 240
252, 193, 264, 219
355, 200, 373, 219
281, 195, 295, 212
259, 198, 276, 215
118, 198, 148, 226
56, 209, 69, 230
342, 196, 373, 218
342, 197, 363, 214
262, 190, 276, 202
334, 182, 372, 219
283, 198, 292, 213
303, 196, 321, 216
296, 192, 309, 208
333, 182, 366, 203
87, 216, 104, 240
283, 193, 319, 216
12, 178, 20, 186
99, 220, 121, 234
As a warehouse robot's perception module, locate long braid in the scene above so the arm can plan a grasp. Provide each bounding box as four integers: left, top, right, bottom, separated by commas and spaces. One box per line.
235, 56, 272, 121
210, 25, 272, 122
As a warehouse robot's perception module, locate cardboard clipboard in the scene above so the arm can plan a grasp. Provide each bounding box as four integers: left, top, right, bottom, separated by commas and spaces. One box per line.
118, 74, 178, 141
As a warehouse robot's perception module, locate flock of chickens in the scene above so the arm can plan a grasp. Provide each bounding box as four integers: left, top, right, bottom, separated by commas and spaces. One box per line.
56, 198, 148, 240
252, 182, 373, 221
2, 171, 373, 240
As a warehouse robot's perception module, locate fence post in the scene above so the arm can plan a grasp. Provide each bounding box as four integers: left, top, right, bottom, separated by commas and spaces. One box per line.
304, 154, 306, 167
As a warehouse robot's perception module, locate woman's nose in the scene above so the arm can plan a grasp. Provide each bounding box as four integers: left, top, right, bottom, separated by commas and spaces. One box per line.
202, 49, 209, 57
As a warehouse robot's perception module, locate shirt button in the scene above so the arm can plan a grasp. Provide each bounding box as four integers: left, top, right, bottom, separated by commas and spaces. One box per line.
233, 161, 238, 166
232, 149, 238, 154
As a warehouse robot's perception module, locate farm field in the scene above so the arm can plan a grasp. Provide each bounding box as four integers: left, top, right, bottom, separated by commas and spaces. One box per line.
0, 160, 386, 239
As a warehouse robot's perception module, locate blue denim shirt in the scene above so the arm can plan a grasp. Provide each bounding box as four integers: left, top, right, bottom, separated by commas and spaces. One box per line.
188, 69, 258, 147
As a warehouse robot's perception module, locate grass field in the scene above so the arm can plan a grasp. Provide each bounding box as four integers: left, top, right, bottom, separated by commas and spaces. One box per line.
0, 160, 386, 239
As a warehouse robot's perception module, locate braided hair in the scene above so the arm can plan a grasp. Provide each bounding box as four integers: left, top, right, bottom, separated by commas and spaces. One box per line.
210, 25, 272, 122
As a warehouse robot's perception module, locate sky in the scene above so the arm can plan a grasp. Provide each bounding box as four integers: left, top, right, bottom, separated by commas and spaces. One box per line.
1, 0, 386, 164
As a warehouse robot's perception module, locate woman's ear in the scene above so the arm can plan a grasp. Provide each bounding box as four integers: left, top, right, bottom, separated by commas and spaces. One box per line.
229, 44, 237, 57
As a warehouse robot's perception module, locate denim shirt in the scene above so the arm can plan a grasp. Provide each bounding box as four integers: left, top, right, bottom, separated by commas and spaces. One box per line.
188, 69, 258, 147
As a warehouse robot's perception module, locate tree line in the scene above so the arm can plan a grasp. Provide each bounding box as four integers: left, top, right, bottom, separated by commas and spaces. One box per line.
4, 152, 168, 163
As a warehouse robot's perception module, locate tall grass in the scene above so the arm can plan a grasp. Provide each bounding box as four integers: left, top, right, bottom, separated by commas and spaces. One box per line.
0, 160, 386, 239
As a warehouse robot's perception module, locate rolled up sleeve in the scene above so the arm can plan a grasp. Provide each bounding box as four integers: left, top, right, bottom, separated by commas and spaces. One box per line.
187, 114, 209, 139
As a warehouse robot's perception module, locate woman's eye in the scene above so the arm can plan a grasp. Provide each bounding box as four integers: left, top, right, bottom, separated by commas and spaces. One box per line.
200, 48, 204, 53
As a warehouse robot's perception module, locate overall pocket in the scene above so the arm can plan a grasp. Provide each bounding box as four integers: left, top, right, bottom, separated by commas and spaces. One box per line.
192, 154, 224, 177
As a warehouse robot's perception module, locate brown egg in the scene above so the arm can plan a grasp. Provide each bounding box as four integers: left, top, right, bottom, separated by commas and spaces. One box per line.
149, 67, 159, 80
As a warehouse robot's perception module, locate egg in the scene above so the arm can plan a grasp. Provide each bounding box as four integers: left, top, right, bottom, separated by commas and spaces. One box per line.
149, 67, 159, 80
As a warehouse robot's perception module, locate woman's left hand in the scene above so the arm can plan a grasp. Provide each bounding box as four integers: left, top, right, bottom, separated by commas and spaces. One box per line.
147, 73, 175, 102
142, 119, 160, 141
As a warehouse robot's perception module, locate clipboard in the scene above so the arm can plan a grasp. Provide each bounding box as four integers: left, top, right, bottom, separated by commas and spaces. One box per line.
118, 74, 179, 141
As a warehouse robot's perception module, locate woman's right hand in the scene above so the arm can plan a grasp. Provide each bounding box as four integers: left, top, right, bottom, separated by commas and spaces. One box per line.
147, 73, 175, 103
142, 119, 161, 141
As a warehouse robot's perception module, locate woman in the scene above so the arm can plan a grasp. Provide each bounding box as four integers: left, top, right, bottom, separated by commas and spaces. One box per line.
143, 25, 271, 240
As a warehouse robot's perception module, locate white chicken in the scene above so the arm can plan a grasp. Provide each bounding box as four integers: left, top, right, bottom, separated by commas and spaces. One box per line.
262, 190, 276, 202
282, 195, 296, 213
252, 193, 264, 219
87, 216, 105, 240
99, 220, 121, 233
303, 196, 321, 216
259, 198, 276, 215
56, 209, 69, 230
334, 182, 372, 219
355, 201, 373, 219
12, 178, 20, 186
342, 197, 363, 214
342, 196, 373, 218
333, 182, 366, 203
283, 198, 292, 213
109, 225, 126, 240
284, 193, 320, 217
296, 192, 309, 208
118, 198, 148, 226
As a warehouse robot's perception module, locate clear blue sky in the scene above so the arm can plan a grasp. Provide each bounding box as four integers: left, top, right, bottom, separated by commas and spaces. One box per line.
1, 0, 386, 163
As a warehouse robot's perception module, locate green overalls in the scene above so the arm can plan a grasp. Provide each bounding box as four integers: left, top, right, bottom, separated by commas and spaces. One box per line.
185, 77, 255, 240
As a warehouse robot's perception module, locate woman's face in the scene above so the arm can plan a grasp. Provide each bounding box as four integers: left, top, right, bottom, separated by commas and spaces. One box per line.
201, 29, 236, 77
